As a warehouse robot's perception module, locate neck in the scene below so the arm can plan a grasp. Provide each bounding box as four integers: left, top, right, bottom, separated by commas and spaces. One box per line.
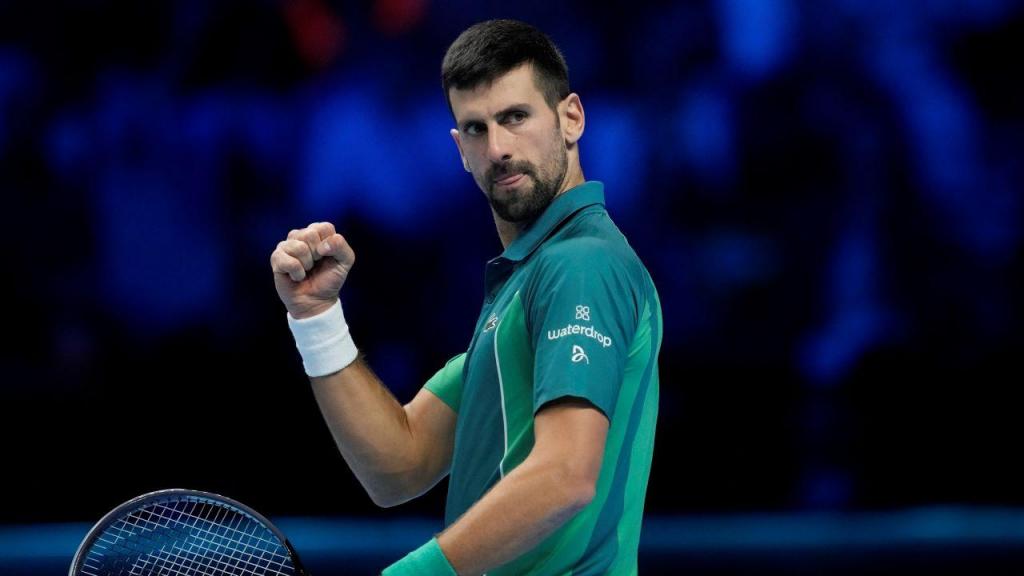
493, 216, 524, 250
494, 164, 586, 249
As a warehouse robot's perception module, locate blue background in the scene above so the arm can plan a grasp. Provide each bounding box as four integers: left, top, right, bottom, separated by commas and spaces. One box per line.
1, 0, 1022, 573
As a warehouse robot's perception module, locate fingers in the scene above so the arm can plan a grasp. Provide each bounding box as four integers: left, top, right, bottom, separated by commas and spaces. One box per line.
308, 221, 336, 241
274, 236, 321, 280
272, 222, 353, 282
288, 222, 336, 241
287, 223, 331, 264
296, 222, 351, 266
318, 233, 356, 268
271, 242, 309, 282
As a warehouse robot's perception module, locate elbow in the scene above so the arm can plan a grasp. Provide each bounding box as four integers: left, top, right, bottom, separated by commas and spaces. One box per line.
367, 487, 415, 509
367, 489, 398, 509
552, 462, 598, 514
528, 447, 602, 515
567, 479, 596, 512
370, 494, 404, 509
366, 465, 439, 508
366, 481, 419, 509
351, 468, 397, 508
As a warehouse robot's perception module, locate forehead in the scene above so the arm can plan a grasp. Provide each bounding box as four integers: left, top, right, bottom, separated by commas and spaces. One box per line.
448, 64, 547, 121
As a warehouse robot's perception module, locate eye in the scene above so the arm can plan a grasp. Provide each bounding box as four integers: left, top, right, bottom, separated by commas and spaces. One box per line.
507, 111, 527, 124
463, 122, 485, 136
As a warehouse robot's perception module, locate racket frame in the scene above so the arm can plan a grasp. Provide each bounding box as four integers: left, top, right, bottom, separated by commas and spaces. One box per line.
69, 488, 309, 576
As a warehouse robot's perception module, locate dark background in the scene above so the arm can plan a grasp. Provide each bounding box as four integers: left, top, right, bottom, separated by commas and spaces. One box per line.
1, 0, 1022, 573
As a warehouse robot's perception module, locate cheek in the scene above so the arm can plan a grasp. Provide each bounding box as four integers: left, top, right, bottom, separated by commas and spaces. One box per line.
533, 134, 561, 169
469, 162, 490, 186
465, 141, 488, 164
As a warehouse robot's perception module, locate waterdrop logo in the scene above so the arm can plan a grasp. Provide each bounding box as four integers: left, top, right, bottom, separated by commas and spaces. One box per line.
572, 345, 590, 364
547, 324, 613, 348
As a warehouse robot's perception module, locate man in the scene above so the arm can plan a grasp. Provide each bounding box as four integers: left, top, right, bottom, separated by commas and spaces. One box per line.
271, 19, 662, 575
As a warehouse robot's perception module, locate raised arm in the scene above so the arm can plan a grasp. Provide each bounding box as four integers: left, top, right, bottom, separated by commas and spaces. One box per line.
310, 359, 457, 507
271, 221, 456, 507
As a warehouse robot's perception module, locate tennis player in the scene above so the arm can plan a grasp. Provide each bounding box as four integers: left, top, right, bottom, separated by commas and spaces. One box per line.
271, 19, 662, 575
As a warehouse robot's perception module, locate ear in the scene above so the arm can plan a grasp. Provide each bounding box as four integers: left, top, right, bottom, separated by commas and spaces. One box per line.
560, 93, 585, 146
450, 128, 470, 172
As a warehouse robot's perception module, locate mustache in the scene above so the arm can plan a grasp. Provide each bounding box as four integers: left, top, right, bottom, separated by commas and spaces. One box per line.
487, 161, 535, 183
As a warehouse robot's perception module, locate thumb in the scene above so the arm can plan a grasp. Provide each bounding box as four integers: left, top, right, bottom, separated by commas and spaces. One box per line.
317, 233, 356, 268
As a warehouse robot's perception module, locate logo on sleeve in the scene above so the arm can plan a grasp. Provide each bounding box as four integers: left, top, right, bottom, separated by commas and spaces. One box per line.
483, 313, 498, 332
548, 303, 613, 347
572, 345, 590, 364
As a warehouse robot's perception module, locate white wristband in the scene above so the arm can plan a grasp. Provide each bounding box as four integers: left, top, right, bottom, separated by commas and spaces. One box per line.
287, 300, 359, 377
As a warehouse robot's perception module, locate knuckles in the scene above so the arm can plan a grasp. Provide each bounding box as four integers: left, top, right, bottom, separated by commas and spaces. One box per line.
275, 224, 349, 272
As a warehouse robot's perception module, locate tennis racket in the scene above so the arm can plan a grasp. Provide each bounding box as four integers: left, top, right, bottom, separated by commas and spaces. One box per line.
69, 489, 310, 576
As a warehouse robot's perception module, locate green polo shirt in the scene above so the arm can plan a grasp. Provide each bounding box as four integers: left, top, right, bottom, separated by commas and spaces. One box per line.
424, 181, 662, 575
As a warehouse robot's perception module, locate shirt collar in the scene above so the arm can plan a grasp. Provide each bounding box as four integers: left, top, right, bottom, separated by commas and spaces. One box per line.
499, 180, 605, 262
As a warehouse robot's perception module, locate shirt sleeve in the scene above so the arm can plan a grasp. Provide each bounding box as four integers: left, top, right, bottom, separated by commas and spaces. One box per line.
423, 352, 467, 414
525, 239, 639, 419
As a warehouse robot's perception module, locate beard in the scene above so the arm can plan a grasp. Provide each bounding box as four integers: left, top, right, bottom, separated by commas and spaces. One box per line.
482, 140, 568, 224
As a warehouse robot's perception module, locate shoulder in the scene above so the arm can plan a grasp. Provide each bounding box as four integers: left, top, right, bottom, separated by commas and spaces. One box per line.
521, 214, 649, 324
531, 210, 643, 282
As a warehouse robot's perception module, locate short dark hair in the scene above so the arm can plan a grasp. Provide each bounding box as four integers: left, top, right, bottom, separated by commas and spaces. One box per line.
441, 19, 570, 118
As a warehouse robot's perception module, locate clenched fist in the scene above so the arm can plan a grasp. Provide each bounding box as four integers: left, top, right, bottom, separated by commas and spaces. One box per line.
270, 222, 355, 319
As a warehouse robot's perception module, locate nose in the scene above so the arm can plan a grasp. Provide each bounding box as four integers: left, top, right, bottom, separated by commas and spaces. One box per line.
485, 124, 513, 165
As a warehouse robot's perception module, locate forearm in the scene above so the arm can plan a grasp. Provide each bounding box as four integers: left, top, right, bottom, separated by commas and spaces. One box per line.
309, 355, 424, 506
436, 454, 594, 575
274, 224, 446, 506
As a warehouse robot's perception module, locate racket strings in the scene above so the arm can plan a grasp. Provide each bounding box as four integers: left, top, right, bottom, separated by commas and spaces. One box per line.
119, 501, 289, 576
123, 502, 290, 576
81, 496, 296, 576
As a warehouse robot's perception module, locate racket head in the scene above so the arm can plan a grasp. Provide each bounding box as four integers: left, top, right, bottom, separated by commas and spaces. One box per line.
69, 488, 309, 576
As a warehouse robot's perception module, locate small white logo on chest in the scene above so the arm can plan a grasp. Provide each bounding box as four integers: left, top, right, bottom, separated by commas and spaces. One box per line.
484, 313, 498, 332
